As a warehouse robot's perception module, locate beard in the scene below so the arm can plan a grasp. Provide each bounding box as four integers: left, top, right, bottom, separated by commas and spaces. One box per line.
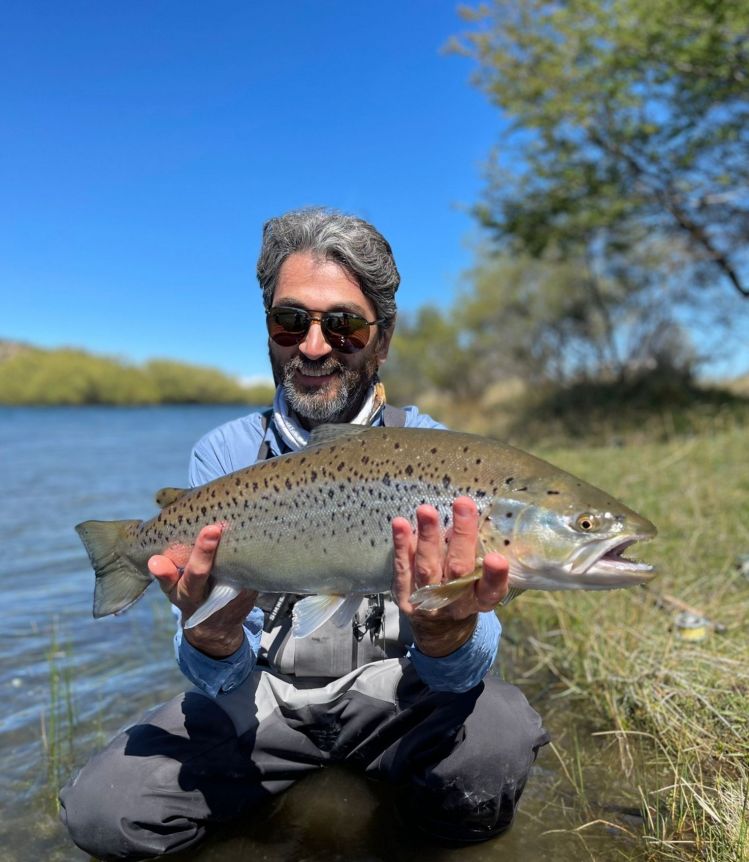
270, 350, 380, 425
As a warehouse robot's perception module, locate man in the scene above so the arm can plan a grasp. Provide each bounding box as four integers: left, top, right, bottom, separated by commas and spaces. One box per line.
60, 208, 548, 860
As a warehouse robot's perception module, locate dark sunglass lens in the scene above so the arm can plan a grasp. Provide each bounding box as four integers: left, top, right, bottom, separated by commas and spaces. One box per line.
324, 313, 370, 352
268, 309, 310, 346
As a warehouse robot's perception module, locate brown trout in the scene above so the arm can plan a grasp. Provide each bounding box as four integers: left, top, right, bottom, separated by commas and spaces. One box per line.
76, 425, 656, 638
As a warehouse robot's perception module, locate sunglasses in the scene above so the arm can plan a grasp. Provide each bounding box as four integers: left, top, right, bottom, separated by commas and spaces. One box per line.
266, 306, 385, 354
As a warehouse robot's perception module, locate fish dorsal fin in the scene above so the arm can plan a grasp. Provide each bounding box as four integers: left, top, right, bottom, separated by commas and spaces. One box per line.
307, 424, 369, 447
155, 487, 190, 508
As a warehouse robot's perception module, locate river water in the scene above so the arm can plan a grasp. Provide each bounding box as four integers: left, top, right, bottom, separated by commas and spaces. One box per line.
0, 406, 652, 861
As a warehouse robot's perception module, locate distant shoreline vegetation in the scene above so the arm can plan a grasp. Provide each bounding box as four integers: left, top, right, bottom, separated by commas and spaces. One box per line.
0, 340, 275, 406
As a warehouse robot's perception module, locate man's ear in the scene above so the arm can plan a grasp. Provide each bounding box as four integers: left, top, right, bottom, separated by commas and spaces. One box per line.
376, 316, 396, 363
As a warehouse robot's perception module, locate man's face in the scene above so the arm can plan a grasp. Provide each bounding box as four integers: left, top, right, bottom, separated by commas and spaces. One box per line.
268, 252, 392, 427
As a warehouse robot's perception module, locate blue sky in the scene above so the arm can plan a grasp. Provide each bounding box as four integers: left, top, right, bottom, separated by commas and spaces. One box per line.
2, 1, 505, 381
3, 2, 747, 382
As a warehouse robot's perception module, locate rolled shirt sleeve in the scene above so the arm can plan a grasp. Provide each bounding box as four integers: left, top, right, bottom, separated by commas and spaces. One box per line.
407, 611, 501, 693
175, 606, 265, 698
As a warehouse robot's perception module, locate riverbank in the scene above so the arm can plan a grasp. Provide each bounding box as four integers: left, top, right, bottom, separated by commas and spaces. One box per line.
499, 418, 748, 860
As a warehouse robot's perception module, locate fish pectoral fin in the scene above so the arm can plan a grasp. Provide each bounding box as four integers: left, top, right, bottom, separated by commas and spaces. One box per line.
292, 594, 355, 639
184, 583, 242, 629
500, 586, 526, 606
155, 486, 190, 508
409, 571, 482, 612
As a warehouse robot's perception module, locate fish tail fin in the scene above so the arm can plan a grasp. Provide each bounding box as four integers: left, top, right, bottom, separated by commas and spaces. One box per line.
75, 519, 151, 617
409, 572, 482, 612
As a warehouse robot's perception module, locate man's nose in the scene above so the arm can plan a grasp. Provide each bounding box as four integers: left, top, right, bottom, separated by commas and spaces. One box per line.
299, 318, 333, 360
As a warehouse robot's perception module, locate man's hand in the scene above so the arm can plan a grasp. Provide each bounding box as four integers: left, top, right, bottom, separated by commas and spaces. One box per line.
148, 523, 257, 659
391, 497, 509, 657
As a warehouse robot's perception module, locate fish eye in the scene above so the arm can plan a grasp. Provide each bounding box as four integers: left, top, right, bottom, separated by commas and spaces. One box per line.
576, 513, 600, 532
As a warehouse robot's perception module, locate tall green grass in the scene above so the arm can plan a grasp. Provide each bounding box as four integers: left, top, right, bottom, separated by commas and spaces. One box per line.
41, 626, 76, 811
500, 417, 749, 860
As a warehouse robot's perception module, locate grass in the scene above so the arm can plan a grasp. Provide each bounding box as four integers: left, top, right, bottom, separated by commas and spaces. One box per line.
498, 415, 749, 860
41, 625, 77, 811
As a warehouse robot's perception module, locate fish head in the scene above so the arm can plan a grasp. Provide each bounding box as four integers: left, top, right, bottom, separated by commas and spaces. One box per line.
482, 469, 657, 591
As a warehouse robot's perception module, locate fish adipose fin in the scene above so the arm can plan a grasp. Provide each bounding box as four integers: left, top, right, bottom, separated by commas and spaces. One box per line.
75, 520, 151, 618
292, 594, 360, 639
155, 487, 189, 508
409, 571, 482, 612
184, 583, 242, 629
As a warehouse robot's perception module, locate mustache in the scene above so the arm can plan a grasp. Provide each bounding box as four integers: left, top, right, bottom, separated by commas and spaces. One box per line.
285, 356, 344, 376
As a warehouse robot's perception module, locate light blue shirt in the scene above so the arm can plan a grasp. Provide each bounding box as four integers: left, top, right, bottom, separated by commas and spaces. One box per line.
175, 401, 501, 696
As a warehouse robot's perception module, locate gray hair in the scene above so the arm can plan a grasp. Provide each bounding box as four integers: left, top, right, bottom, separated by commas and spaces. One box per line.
256, 208, 399, 326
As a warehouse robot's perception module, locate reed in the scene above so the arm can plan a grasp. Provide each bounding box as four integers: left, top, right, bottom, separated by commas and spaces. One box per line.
41, 624, 77, 811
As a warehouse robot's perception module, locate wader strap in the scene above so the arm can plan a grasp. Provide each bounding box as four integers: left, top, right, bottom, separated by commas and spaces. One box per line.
255, 407, 274, 462
381, 404, 407, 427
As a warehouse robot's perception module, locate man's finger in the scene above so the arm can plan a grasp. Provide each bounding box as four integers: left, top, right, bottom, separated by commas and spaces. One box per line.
391, 517, 416, 611
413, 505, 443, 588
444, 497, 480, 581
475, 552, 509, 610
180, 524, 224, 601
148, 555, 180, 595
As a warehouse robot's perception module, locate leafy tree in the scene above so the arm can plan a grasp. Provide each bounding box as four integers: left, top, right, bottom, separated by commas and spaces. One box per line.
453, 0, 749, 310
382, 306, 476, 402
0, 343, 273, 405
458, 246, 698, 385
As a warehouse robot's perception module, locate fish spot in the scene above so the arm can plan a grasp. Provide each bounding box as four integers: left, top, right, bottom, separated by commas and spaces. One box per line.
285, 478, 292, 490
394, 442, 401, 449
311, 470, 318, 481
201, 506, 207, 515
516, 486, 528, 492
235, 478, 241, 487
430, 447, 438, 454
475, 458, 482, 465
337, 461, 345, 472
442, 475, 451, 489
505, 477, 514, 484
405, 464, 414, 476
504, 539, 511, 546
547, 490, 560, 495
506, 512, 513, 518
328, 489, 335, 499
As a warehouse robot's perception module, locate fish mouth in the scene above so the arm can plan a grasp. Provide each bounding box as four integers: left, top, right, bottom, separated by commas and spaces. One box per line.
581, 536, 656, 585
